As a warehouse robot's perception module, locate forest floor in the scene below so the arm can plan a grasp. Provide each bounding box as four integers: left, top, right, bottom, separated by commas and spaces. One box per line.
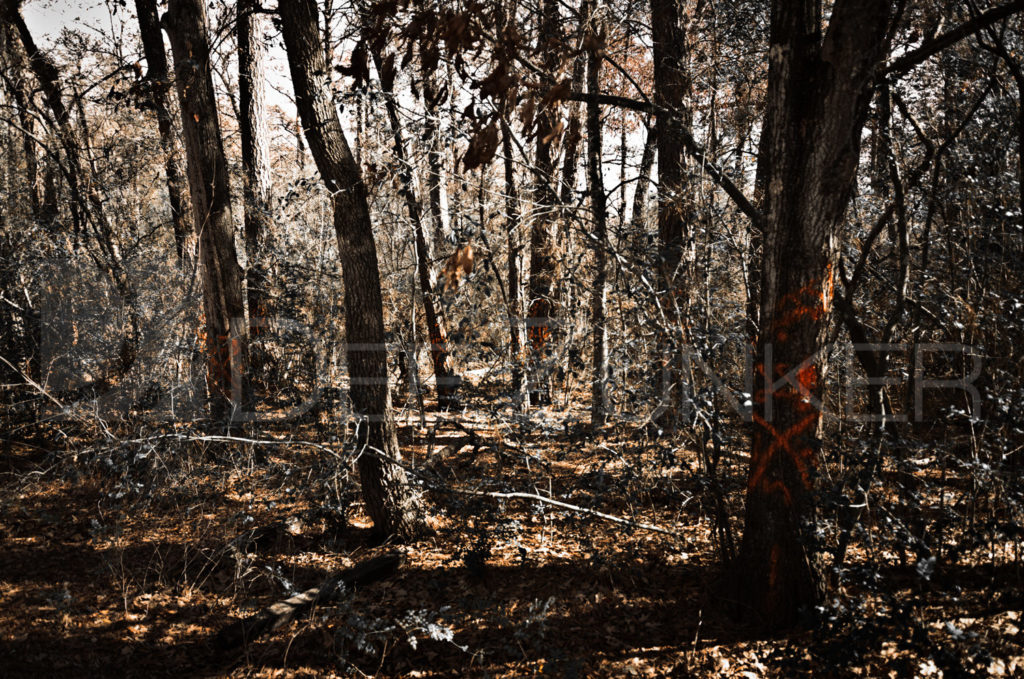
1, 375, 1021, 677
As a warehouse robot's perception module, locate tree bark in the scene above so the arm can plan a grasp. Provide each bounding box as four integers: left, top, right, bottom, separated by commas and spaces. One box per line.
238, 0, 275, 389
737, 0, 891, 630
526, 0, 563, 407
585, 0, 608, 428
650, 0, 692, 430
279, 0, 424, 539
164, 0, 251, 425
501, 116, 527, 406
134, 0, 191, 266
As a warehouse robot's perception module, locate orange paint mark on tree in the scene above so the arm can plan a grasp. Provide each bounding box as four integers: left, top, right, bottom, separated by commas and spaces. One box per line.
527, 298, 552, 350
748, 410, 818, 498
748, 271, 833, 504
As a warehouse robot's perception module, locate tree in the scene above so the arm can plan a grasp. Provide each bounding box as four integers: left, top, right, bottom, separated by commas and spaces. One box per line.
419, 27, 452, 252
134, 0, 191, 266
238, 0, 275, 389
525, 0, 564, 407
737, 0, 892, 629
371, 45, 461, 409
164, 0, 251, 424
0, 22, 38, 225
649, 0, 693, 431
585, 0, 609, 428
278, 0, 425, 539
502, 115, 527, 405
3, 0, 142, 391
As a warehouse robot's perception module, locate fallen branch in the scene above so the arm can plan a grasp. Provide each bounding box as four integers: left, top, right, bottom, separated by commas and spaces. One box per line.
445, 488, 685, 537
214, 552, 403, 650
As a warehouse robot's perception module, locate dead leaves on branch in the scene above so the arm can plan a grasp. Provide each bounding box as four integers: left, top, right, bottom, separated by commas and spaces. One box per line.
332, 0, 579, 173
462, 121, 499, 171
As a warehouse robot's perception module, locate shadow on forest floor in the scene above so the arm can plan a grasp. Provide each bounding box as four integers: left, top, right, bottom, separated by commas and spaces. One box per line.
2, 410, 1022, 677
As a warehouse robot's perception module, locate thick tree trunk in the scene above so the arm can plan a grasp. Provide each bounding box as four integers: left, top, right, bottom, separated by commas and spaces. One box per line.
526, 0, 562, 407
279, 0, 424, 539
737, 0, 891, 630
165, 0, 251, 425
585, 0, 608, 428
373, 49, 460, 408
238, 0, 275, 389
650, 0, 692, 430
134, 0, 191, 266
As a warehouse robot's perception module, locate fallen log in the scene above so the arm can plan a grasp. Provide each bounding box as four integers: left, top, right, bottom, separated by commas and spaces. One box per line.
215, 552, 403, 650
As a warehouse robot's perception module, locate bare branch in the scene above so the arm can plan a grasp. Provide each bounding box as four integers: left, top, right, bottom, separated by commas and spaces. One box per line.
885, 0, 1024, 77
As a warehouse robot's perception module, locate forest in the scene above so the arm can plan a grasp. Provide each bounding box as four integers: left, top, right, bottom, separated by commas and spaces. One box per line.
0, 0, 1022, 675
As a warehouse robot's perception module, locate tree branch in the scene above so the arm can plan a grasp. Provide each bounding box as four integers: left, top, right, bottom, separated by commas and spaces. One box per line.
885, 0, 1024, 77
563, 90, 764, 229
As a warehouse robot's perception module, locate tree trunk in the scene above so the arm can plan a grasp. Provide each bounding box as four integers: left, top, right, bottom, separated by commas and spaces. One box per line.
164, 0, 251, 425
420, 52, 451, 251
502, 118, 527, 406
585, 0, 608, 428
279, 0, 424, 539
629, 122, 656, 231
0, 24, 38, 223
526, 0, 562, 407
737, 0, 891, 630
238, 0, 275, 390
373, 49, 460, 408
650, 0, 692, 430
134, 0, 191, 266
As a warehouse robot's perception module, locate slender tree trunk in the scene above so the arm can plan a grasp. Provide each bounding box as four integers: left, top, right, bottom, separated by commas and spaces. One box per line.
279, 0, 424, 539
650, 0, 692, 430
420, 52, 451, 251
526, 0, 562, 407
495, 0, 526, 406
548, 4, 587, 386
502, 118, 527, 405
238, 0, 274, 389
0, 24, 38, 222
134, 0, 191, 266
737, 0, 891, 630
0, 25, 9, 232
40, 163, 56, 229
373, 49, 460, 408
585, 0, 608, 428
165, 0, 251, 425
629, 121, 656, 234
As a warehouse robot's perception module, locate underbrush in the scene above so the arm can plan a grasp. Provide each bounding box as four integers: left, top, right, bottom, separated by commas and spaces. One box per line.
0, 385, 1021, 677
